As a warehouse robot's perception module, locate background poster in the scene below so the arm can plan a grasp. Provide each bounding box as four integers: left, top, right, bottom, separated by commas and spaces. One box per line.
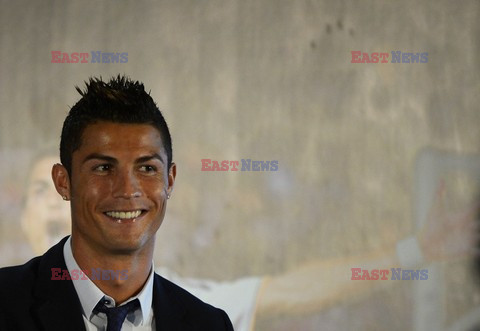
1, 1, 479, 330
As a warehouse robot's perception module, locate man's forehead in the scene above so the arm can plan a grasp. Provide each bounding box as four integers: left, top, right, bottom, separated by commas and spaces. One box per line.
81, 121, 160, 140
76, 122, 167, 160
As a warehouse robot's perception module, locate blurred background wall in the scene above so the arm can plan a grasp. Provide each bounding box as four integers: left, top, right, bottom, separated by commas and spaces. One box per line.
0, 0, 479, 330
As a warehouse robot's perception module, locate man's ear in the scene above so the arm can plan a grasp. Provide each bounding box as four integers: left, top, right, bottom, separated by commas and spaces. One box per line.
52, 163, 71, 200
166, 162, 177, 197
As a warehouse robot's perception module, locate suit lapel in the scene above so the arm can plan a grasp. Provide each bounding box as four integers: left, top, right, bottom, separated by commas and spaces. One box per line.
31, 236, 86, 331
152, 273, 190, 331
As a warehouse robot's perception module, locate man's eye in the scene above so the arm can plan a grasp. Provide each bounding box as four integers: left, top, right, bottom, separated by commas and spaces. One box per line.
139, 165, 156, 173
94, 164, 111, 172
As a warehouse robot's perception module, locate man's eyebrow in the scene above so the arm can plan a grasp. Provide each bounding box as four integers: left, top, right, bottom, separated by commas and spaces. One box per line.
82, 153, 117, 164
136, 153, 164, 164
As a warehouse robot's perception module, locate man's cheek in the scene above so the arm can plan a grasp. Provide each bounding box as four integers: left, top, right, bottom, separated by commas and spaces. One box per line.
143, 181, 165, 198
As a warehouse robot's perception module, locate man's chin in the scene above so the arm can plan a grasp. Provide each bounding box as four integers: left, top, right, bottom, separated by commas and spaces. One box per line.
103, 236, 152, 255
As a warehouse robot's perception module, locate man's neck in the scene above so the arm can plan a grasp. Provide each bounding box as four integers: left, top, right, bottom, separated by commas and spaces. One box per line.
70, 235, 154, 305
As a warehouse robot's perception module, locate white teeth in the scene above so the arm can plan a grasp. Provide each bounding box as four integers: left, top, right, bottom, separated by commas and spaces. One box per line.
106, 210, 142, 219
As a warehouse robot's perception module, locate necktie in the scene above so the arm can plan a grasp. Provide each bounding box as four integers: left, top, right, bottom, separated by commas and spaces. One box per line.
93, 298, 140, 331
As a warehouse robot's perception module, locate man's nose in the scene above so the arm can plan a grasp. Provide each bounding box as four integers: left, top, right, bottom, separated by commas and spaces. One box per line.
112, 170, 142, 198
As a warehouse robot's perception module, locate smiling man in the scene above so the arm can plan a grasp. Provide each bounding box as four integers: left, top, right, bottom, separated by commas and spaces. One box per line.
0, 75, 233, 330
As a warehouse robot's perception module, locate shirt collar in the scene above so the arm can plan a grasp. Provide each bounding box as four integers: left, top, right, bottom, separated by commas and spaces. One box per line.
63, 236, 154, 325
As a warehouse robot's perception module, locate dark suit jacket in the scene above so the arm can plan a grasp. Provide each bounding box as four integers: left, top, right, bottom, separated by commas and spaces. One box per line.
0, 236, 234, 331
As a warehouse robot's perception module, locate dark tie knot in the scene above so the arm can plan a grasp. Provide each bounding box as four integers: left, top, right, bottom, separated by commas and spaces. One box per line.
94, 298, 140, 331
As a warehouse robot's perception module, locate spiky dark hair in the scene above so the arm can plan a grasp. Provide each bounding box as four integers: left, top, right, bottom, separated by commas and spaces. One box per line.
59, 75, 172, 175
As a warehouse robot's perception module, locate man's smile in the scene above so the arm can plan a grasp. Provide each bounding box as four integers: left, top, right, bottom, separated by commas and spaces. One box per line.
103, 209, 149, 224
104, 210, 143, 219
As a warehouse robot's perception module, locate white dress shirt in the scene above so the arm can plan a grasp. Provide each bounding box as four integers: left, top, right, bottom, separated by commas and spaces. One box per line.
63, 237, 155, 330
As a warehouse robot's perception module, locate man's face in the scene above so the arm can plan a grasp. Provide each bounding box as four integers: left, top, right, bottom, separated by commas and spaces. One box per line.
64, 121, 175, 254
22, 156, 71, 254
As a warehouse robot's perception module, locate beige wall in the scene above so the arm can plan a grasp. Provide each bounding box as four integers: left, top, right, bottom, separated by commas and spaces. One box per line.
0, 1, 479, 329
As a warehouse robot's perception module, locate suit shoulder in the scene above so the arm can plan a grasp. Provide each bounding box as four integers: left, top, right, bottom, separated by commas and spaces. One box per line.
156, 274, 234, 330
0, 256, 42, 282
0, 237, 67, 290
0, 256, 41, 296
159, 275, 220, 312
